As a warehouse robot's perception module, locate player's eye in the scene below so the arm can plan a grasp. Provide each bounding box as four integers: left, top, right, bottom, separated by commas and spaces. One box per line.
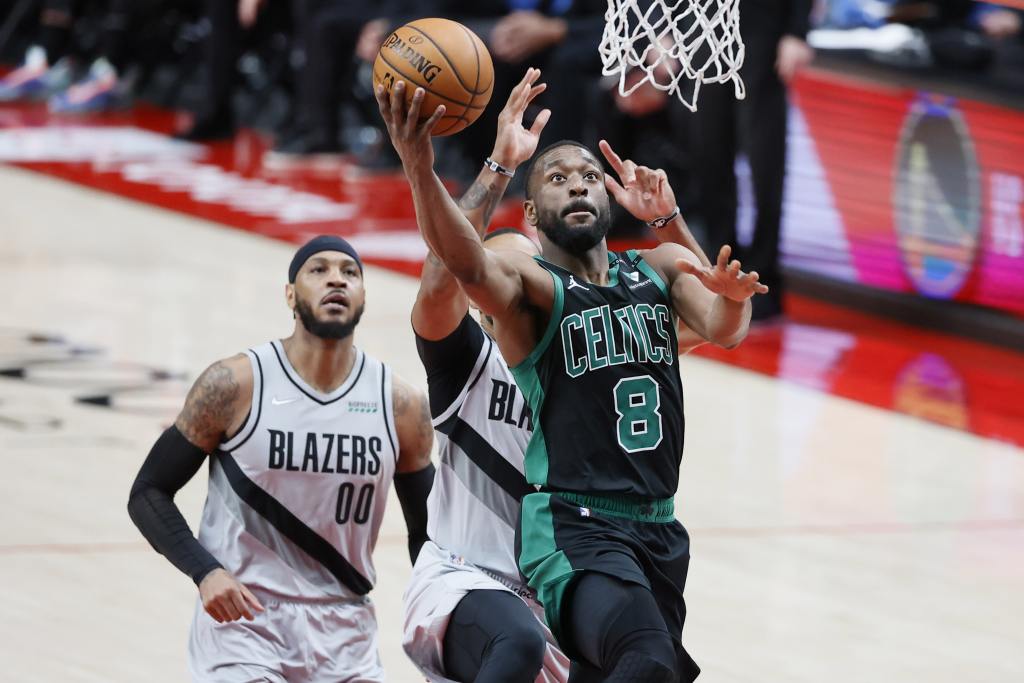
550, 173, 565, 182
584, 171, 599, 181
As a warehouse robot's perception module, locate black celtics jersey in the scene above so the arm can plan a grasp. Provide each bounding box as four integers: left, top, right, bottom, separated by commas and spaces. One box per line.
511, 250, 684, 499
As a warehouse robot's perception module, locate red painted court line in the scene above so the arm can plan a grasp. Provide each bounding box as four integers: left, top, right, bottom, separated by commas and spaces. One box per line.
0, 541, 149, 555
2, 100, 1022, 448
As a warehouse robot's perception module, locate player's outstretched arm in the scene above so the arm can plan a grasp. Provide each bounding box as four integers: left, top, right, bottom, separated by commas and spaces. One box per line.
391, 375, 435, 564
649, 243, 767, 348
375, 78, 543, 319
413, 69, 550, 341
127, 354, 265, 623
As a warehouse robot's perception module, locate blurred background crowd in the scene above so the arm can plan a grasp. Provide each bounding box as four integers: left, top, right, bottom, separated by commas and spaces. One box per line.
1, 0, 1022, 323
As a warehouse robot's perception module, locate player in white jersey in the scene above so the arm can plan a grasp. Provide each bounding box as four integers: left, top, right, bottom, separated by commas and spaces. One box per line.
401, 69, 713, 683
128, 236, 435, 683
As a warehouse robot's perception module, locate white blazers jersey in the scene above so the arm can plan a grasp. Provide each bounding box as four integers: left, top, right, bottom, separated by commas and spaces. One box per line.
427, 325, 533, 585
198, 340, 398, 600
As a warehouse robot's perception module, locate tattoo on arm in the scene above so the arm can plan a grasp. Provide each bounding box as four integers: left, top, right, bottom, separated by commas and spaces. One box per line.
457, 179, 504, 230
393, 379, 434, 470
175, 361, 240, 451
416, 393, 433, 448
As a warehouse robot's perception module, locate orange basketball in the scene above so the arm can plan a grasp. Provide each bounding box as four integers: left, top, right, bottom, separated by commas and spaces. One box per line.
373, 18, 494, 137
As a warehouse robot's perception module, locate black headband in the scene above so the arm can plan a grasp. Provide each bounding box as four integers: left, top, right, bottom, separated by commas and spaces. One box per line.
288, 235, 363, 283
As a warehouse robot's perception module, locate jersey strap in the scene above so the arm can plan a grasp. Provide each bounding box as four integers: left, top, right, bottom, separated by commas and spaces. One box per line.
215, 450, 373, 595
624, 249, 671, 301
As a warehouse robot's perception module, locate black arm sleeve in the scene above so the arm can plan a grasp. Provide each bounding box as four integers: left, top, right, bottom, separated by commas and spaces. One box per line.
415, 313, 486, 418
394, 463, 435, 564
127, 426, 223, 585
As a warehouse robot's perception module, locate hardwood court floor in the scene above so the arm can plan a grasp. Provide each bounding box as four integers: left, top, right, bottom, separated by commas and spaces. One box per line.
1, 163, 1022, 682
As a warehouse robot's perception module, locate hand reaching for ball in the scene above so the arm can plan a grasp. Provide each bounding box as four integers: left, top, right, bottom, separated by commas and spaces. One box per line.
376, 80, 447, 172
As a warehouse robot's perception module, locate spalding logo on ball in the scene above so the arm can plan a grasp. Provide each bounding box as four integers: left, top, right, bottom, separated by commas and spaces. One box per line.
373, 18, 495, 136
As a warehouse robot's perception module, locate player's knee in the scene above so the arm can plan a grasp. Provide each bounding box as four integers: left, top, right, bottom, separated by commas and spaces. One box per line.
492, 620, 546, 676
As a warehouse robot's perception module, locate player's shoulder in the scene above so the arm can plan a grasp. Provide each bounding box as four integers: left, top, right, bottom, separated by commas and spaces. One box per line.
391, 372, 427, 408
638, 242, 699, 279
390, 372, 432, 456
641, 241, 697, 263
193, 353, 253, 398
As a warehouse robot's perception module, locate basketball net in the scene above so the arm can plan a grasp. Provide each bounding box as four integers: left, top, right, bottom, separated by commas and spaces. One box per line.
599, 0, 746, 112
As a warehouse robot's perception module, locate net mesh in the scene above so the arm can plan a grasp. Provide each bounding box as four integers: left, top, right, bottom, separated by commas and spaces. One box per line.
599, 0, 746, 111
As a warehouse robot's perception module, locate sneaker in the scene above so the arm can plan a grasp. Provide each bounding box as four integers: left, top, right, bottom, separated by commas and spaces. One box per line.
0, 47, 74, 102
48, 58, 120, 113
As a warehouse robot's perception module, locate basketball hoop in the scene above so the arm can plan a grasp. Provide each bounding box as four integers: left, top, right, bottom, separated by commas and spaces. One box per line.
599, 0, 746, 112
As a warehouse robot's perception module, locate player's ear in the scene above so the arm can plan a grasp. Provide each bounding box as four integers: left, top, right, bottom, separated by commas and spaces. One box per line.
523, 199, 539, 227
285, 283, 296, 316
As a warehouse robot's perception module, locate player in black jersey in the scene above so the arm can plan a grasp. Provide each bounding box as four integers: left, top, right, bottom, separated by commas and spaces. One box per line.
378, 69, 767, 682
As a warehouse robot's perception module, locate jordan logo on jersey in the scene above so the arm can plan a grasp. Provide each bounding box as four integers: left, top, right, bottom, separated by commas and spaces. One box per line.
567, 275, 589, 291
561, 303, 673, 378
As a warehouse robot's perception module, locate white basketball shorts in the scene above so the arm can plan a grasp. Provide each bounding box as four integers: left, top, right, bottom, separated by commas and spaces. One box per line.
188, 591, 384, 682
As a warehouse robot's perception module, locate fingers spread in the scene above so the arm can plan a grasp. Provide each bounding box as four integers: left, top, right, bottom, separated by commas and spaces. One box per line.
425, 104, 447, 134
405, 87, 425, 136
674, 258, 702, 276
604, 174, 628, 203
390, 80, 407, 121
716, 244, 731, 270
530, 108, 551, 136
375, 84, 391, 124
599, 139, 626, 177
525, 82, 547, 107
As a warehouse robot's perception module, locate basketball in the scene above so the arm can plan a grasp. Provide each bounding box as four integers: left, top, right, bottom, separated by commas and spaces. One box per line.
373, 18, 494, 137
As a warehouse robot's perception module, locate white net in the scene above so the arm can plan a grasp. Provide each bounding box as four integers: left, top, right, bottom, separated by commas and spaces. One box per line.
599, 0, 746, 112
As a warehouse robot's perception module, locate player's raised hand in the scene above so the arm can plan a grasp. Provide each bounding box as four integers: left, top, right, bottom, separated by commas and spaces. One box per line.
490, 67, 551, 170
599, 139, 677, 224
375, 81, 447, 171
199, 568, 265, 623
676, 245, 769, 302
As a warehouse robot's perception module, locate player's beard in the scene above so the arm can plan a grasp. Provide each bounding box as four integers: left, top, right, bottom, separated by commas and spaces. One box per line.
295, 297, 365, 340
538, 200, 611, 255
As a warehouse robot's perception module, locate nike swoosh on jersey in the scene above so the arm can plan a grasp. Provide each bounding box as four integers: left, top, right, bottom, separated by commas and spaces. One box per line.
271, 396, 300, 405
